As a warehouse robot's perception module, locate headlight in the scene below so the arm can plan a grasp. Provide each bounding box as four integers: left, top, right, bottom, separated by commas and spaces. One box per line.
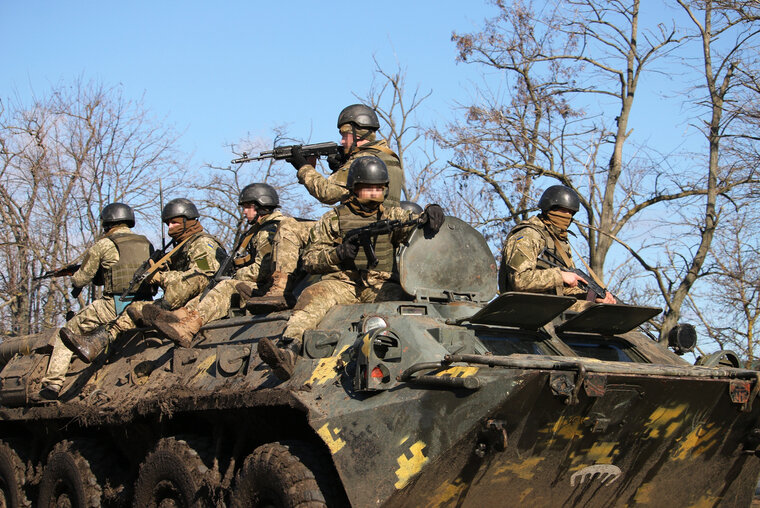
361, 315, 388, 334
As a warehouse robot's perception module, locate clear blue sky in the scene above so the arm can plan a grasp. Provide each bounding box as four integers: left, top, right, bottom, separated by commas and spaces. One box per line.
1, 1, 502, 171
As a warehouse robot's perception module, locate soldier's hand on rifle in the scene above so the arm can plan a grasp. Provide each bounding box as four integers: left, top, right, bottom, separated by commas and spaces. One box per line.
150, 270, 165, 286
336, 236, 361, 262
420, 204, 445, 234
70, 285, 82, 299
326, 153, 344, 172
561, 271, 586, 288
288, 146, 308, 171
597, 291, 617, 305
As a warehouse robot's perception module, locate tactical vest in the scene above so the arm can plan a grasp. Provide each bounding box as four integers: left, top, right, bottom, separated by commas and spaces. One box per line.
104, 233, 152, 295
336, 205, 395, 273
498, 219, 570, 293
232, 217, 282, 269
170, 232, 225, 272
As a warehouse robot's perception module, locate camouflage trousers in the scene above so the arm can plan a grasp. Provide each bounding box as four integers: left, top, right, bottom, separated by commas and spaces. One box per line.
282, 277, 407, 345
42, 296, 117, 388
110, 279, 207, 338
272, 219, 314, 275
186, 278, 240, 325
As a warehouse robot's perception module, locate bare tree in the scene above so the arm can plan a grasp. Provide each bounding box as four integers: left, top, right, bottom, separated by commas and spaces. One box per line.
0, 79, 184, 335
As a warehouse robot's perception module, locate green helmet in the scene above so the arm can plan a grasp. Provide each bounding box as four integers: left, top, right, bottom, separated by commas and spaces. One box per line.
399, 201, 423, 214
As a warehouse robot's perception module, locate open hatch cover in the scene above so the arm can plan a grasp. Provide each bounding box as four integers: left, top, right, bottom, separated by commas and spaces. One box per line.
555, 304, 662, 335
398, 216, 497, 303
466, 292, 577, 329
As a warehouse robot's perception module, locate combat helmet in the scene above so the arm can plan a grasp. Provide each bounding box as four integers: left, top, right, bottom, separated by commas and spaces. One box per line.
162, 198, 200, 222
239, 183, 279, 209
100, 203, 135, 228
337, 104, 380, 130
346, 156, 389, 192
538, 186, 580, 215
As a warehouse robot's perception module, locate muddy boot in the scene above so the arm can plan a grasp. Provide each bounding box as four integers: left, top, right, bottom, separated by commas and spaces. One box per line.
244, 271, 290, 313
36, 382, 61, 401
141, 303, 176, 326
126, 304, 147, 327
257, 337, 299, 381
59, 326, 111, 364
152, 309, 203, 348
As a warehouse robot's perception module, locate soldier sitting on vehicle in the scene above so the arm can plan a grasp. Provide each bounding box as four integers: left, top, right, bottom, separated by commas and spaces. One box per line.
257, 156, 445, 381
141, 184, 287, 346
60, 198, 225, 363
500, 185, 617, 308
39, 203, 152, 400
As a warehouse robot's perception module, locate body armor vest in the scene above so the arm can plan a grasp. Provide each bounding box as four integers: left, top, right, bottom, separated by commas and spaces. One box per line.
170, 232, 224, 272
498, 219, 573, 293
340, 143, 402, 208
232, 218, 282, 269
337, 205, 395, 273
103, 232, 152, 295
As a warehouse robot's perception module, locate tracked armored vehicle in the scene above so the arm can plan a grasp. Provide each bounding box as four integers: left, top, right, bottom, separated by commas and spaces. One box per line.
0, 217, 758, 507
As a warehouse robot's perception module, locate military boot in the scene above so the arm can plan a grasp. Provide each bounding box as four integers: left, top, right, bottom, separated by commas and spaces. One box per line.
257, 337, 300, 381
59, 326, 111, 364
244, 271, 290, 313
127, 304, 148, 327
141, 303, 172, 326
152, 308, 203, 348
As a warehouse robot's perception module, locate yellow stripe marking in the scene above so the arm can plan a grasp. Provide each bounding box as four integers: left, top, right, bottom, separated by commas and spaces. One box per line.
435, 366, 479, 378
316, 423, 346, 454
307, 345, 349, 386
394, 441, 429, 489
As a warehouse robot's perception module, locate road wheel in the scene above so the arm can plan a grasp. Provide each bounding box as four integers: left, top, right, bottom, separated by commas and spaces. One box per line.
231, 441, 343, 508
0, 440, 30, 508
132, 437, 215, 508
37, 440, 102, 508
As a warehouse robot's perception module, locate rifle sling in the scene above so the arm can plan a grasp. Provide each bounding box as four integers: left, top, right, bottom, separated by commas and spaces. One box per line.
142, 235, 194, 279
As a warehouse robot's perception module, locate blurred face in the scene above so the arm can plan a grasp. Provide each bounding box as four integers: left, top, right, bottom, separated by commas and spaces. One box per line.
166, 217, 184, 234
340, 130, 355, 150
354, 183, 385, 202
242, 203, 258, 223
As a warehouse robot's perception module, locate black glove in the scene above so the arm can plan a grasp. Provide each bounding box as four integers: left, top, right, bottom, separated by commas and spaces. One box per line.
335, 235, 361, 262
70, 286, 82, 299
326, 152, 344, 172
421, 204, 445, 234
288, 145, 308, 171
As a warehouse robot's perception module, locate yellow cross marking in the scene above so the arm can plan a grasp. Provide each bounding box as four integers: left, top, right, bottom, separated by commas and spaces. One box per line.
394, 441, 429, 489
307, 345, 349, 385
316, 423, 346, 454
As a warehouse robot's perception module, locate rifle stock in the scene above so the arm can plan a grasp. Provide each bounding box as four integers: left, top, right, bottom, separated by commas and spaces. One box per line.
343, 218, 421, 269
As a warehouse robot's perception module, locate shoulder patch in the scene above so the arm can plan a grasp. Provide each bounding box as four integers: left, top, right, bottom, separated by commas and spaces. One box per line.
195, 256, 210, 271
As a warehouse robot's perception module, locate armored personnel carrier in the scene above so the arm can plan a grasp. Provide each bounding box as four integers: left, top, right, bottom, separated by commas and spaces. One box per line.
0, 217, 758, 507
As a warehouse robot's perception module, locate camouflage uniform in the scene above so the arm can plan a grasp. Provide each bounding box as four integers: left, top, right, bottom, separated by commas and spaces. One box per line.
282, 204, 418, 344
500, 215, 586, 299
270, 218, 316, 278
44, 225, 151, 388
109, 231, 224, 337
296, 139, 403, 208
185, 211, 285, 324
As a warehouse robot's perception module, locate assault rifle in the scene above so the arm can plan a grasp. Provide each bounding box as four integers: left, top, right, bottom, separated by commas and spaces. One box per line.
343, 218, 421, 269
120, 241, 171, 300
540, 248, 614, 302
231, 142, 345, 164
198, 219, 250, 302
34, 263, 81, 281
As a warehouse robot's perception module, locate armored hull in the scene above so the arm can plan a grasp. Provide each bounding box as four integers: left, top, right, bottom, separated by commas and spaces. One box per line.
0, 217, 757, 507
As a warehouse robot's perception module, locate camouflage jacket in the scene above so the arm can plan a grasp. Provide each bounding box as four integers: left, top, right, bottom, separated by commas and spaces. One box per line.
296, 139, 403, 207
72, 225, 128, 289
500, 215, 585, 297
234, 210, 285, 284
160, 233, 224, 289
302, 205, 418, 284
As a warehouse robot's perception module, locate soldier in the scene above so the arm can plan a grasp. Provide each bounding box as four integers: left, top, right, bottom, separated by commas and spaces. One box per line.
142, 184, 286, 346
499, 185, 616, 306
39, 203, 152, 399
60, 198, 225, 363
258, 156, 445, 381
291, 103, 404, 208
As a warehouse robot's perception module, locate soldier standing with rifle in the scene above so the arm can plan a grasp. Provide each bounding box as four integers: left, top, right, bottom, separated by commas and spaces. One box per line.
499, 185, 617, 309
258, 156, 445, 381
38, 203, 152, 400
60, 198, 225, 364
141, 184, 286, 347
